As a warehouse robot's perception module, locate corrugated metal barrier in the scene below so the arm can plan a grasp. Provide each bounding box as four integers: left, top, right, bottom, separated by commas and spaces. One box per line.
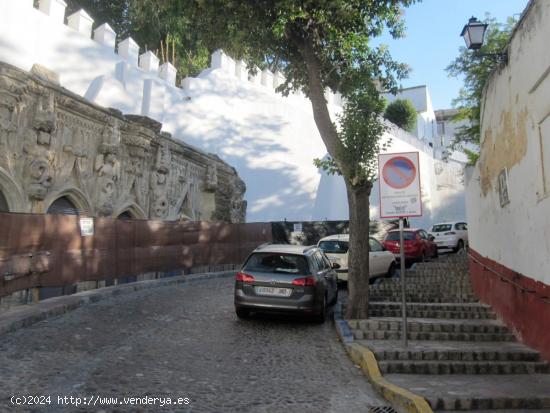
0, 212, 272, 298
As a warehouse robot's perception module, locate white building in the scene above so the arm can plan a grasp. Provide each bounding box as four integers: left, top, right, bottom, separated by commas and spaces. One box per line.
435, 108, 478, 163
465, 0, 550, 361
314, 85, 468, 228
382, 85, 437, 147
0, 0, 467, 226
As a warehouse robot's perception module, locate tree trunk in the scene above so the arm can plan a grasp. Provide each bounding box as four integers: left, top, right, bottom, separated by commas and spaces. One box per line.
299, 37, 372, 319
344, 180, 372, 320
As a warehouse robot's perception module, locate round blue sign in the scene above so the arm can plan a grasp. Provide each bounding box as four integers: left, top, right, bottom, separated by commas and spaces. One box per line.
382, 156, 416, 189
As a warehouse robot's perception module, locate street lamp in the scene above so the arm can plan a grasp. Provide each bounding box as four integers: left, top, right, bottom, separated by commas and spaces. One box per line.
460, 17, 487, 50
460, 16, 507, 63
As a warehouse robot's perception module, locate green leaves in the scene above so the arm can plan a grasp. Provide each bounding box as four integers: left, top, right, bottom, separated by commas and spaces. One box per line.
314, 82, 392, 187
446, 15, 517, 162
384, 99, 417, 132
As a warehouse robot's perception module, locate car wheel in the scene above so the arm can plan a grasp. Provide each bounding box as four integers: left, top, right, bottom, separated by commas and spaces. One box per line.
314, 294, 327, 323
419, 251, 426, 262
454, 239, 464, 253
433, 248, 439, 258
387, 262, 397, 277
235, 307, 251, 319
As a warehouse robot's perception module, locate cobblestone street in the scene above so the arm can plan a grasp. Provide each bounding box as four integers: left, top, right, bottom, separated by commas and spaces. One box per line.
0, 276, 384, 413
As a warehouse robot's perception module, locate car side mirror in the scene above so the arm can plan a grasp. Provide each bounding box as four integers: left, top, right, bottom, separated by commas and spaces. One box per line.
331, 262, 341, 269
428, 235, 435, 241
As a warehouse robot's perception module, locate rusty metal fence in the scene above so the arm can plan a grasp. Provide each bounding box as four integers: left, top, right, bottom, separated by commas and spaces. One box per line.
0, 212, 272, 298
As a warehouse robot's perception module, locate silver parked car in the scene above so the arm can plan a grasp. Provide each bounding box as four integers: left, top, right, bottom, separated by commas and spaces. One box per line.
234, 244, 339, 322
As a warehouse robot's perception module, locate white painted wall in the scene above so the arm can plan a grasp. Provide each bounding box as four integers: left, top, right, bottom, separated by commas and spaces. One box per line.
0, 0, 465, 225
313, 122, 467, 229
466, 0, 550, 286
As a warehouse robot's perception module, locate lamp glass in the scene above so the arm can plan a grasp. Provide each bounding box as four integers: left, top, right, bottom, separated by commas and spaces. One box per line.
467, 23, 486, 49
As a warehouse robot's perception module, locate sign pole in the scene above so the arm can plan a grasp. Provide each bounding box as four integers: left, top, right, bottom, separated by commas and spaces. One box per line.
399, 217, 408, 348
378, 152, 420, 350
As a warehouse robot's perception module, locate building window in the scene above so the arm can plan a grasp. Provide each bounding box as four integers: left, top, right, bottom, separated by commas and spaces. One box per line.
437, 121, 445, 136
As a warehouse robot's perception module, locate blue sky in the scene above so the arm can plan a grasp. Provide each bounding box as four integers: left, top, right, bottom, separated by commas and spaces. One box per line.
374, 0, 529, 109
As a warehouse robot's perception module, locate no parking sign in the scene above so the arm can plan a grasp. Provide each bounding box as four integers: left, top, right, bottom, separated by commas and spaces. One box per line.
378, 152, 422, 218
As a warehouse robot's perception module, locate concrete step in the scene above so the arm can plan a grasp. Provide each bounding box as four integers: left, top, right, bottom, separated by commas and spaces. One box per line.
386, 374, 550, 411
371, 284, 473, 291
442, 409, 550, 413
369, 290, 476, 298
349, 317, 509, 335
364, 340, 542, 362
380, 275, 469, 282
368, 309, 496, 319
352, 330, 516, 342
368, 295, 479, 303
369, 302, 493, 313
378, 360, 550, 375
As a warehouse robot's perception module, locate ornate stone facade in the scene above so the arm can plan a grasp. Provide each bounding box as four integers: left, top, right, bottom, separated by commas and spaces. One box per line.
0, 62, 246, 222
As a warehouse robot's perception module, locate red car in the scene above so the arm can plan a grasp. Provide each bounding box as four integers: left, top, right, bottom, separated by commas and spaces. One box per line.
382, 228, 438, 263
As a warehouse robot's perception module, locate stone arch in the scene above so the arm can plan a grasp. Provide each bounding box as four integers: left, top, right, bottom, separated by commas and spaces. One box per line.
44, 187, 93, 216
46, 196, 79, 215
0, 190, 8, 212
117, 211, 133, 220
175, 192, 195, 220
113, 202, 147, 220
0, 167, 26, 212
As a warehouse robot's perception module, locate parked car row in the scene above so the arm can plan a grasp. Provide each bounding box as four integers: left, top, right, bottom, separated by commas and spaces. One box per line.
234, 221, 468, 321
382, 228, 438, 263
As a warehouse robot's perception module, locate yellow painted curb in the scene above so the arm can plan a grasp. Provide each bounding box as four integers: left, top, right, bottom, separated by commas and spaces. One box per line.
346, 342, 433, 413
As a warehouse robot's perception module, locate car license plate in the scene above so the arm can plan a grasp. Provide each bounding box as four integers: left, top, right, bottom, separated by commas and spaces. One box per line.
255, 286, 292, 297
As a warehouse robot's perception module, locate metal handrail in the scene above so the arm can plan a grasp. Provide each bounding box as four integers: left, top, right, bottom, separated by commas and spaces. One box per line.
468, 253, 550, 304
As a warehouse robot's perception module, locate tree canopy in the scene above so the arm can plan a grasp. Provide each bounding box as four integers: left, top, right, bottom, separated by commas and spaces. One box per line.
67, 0, 417, 318
384, 98, 417, 133
446, 15, 516, 164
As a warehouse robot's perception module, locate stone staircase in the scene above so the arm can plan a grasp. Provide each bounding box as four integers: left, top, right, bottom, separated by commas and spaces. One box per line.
348, 254, 550, 412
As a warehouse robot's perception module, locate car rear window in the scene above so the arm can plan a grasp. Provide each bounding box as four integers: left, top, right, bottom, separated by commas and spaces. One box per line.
385, 231, 416, 241
243, 253, 310, 274
318, 240, 349, 254
432, 224, 452, 232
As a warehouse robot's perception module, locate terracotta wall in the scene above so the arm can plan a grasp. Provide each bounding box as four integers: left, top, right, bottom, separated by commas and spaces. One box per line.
468, 248, 550, 362
0, 212, 272, 297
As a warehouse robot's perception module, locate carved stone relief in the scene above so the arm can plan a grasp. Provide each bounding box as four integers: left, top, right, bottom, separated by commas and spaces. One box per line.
22, 87, 57, 201
0, 63, 246, 222
204, 161, 218, 192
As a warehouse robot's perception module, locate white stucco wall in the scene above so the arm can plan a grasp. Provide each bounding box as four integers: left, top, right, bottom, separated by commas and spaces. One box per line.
0, 0, 343, 221
465, 0, 550, 286
313, 122, 467, 229
0, 0, 466, 225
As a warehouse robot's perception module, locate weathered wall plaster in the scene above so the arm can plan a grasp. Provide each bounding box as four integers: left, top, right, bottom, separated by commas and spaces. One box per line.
466, 0, 550, 286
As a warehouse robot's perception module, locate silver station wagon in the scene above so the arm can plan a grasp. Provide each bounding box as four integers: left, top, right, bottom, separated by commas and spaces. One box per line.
234, 244, 339, 322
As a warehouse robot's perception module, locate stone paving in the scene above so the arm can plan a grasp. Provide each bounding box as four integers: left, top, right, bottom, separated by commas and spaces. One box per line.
346, 253, 550, 412
0, 276, 386, 413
